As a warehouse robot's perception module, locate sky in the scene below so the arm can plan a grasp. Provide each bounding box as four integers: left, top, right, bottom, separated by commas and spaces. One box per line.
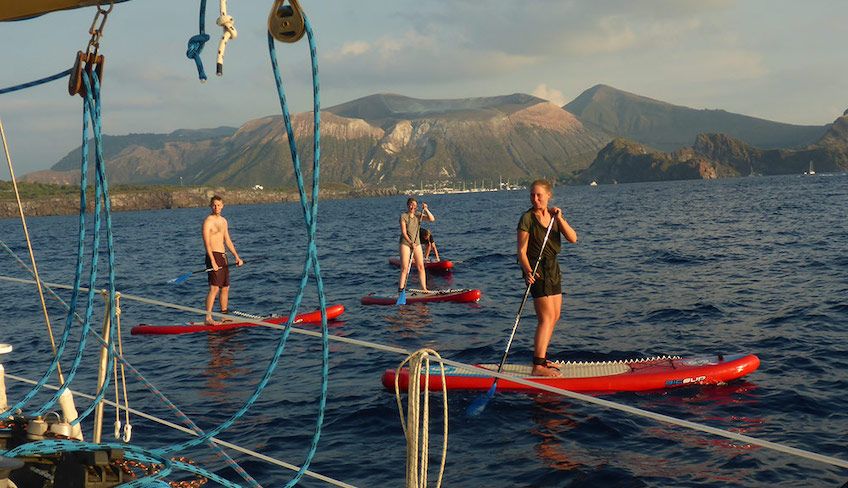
1, 0, 846, 175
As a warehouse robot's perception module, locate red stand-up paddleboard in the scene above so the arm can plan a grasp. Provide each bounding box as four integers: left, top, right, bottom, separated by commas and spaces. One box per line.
131, 304, 345, 335
361, 288, 481, 305
384, 354, 760, 393
388, 257, 454, 272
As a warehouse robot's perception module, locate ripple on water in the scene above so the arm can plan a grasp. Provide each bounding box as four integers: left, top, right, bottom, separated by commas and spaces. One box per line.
1, 175, 846, 486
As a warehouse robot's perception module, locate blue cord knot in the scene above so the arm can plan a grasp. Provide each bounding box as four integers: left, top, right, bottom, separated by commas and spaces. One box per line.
186, 33, 211, 81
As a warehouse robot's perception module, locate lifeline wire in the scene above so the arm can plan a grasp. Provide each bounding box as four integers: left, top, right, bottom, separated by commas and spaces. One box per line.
5, 274, 846, 472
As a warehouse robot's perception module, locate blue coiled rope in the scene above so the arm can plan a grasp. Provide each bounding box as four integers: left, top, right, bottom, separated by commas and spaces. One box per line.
186, 0, 211, 81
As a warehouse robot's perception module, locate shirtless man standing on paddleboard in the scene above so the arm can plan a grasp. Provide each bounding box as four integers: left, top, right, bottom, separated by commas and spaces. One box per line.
203, 195, 243, 325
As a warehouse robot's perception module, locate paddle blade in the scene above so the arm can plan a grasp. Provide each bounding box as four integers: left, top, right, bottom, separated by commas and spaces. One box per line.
466, 382, 498, 417
396, 289, 407, 305
168, 272, 193, 285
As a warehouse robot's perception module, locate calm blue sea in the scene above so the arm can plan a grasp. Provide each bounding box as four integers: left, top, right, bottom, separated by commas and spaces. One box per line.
1, 174, 846, 487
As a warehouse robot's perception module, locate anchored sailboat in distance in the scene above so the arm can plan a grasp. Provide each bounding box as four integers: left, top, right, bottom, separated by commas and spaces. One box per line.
805, 160, 816, 175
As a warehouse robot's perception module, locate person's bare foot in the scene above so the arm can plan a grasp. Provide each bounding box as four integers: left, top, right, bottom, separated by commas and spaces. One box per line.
531, 357, 561, 377
204, 318, 219, 325
531, 364, 561, 377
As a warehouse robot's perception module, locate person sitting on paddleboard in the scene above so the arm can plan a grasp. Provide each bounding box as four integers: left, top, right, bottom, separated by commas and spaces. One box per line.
203, 195, 243, 325
517, 179, 578, 377
419, 228, 440, 262
399, 197, 435, 293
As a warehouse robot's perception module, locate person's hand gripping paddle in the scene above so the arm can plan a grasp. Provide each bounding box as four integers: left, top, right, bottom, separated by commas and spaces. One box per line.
397, 204, 426, 305
466, 214, 556, 416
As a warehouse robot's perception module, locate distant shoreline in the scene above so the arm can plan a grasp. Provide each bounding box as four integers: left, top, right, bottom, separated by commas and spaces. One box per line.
0, 186, 401, 219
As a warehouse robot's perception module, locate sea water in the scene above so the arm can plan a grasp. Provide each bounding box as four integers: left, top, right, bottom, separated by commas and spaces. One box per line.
0, 173, 846, 487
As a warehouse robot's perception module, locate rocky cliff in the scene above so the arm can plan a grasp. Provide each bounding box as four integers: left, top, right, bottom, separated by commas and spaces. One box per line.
0, 186, 400, 219
23, 93, 611, 188
22, 89, 847, 188
581, 112, 848, 183
579, 138, 737, 184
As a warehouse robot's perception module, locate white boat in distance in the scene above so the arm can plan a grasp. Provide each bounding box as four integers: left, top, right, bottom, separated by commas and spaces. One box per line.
805, 161, 816, 175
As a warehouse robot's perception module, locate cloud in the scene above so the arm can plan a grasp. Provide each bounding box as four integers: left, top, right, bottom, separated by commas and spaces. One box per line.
566, 16, 637, 55
317, 1, 744, 96
322, 29, 538, 88
402, 0, 732, 57
326, 40, 372, 61
340, 41, 370, 57
531, 84, 566, 106
669, 49, 767, 82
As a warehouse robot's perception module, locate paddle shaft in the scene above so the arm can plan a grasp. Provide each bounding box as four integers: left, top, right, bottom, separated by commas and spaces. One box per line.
494, 213, 557, 376
169, 256, 264, 284
198, 255, 265, 273
196, 261, 231, 275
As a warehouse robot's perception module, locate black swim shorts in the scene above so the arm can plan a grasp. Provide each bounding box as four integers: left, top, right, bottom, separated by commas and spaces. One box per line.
529, 258, 561, 298
205, 252, 230, 287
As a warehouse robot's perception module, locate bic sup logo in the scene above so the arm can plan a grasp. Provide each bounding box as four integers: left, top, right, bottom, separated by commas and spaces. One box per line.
665, 375, 706, 386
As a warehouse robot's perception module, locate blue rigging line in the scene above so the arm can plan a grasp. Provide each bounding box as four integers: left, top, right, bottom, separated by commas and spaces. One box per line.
0, 69, 71, 95
150, 25, 328, 488
1, 8, 328, 488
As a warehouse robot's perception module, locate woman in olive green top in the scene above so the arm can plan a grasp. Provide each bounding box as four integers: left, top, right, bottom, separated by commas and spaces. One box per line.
399, 197, 436, 293
517, 180, 578, 376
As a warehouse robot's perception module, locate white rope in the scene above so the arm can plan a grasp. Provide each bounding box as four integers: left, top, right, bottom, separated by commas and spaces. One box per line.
1, 275, 847, 470
215, 0, 237, 75
394, 349, 448, 488
111, 293, 132, 442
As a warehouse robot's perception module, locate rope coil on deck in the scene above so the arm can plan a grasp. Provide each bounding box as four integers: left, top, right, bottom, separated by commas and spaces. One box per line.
395, 349, 448, 488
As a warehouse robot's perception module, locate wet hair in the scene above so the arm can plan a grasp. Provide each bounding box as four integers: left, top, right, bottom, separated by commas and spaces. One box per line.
406, 197, 417, 207
210, 195, 223, 205
420, 228, 432, 241
530, 179, 553, 195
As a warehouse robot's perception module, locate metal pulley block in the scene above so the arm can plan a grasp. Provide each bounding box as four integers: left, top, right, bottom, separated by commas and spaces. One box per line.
69, 1, 111, 97
68, 51, 105, 97
268, 0, 306, 43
